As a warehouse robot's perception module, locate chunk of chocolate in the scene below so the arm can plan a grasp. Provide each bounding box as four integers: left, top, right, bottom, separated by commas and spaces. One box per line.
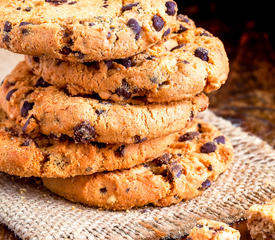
115, 79, 132, 99
152, 15, 165, 32
214, 136, 226, 145
198, 179, 211, 190
6, 88, 17, 101
74, 121, 96, 143
194, 47, 209, 62
154, 153, 172, 166
178, 131, 199, 142
114, 145, 126, 157
4, 21, 12, 32
21, 101, 34, 118
122, 2, 139, 12
134, 135, 147, 144
35, 77, 51, 88
127, 19, 141, 40
165, 1, 176, 16
200, 142, 217, 153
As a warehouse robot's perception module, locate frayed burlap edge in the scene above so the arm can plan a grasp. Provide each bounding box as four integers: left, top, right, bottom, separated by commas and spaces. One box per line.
0, 110, 274, 240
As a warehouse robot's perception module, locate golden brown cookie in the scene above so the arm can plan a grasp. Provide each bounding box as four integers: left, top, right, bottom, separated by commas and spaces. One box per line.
0, 0, 178, 62
0, 61, 208, 144
0, 107, 216, 178
247, 198, 275, 240
25, 23, 229, 102
43, 120, 233, 210
187, 219, 240, 240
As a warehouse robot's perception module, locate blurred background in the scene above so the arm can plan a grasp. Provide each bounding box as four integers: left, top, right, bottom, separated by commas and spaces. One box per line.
176, 0, 275, 148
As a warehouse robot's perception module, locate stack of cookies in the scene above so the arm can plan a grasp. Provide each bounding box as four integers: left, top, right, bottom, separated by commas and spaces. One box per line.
0, 0, 232, 210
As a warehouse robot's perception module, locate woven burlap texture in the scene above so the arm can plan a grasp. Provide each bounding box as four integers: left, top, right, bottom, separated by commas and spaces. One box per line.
0, 110, 274, 240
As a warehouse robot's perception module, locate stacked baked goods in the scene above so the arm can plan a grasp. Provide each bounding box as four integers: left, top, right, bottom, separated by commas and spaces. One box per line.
0, 0, 231, 210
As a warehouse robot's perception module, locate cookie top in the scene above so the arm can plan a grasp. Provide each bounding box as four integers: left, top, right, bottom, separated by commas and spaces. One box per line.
0, 0, 178, 62
0, 62, 208, 144
0, 107, 218, 178
42, 120, 233, 210
188, 219, 240, 240
247, 198, 275, 240
26, 22, 229, 102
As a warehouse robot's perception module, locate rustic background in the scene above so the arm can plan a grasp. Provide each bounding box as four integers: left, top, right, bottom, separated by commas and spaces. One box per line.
0, 0, 274, 239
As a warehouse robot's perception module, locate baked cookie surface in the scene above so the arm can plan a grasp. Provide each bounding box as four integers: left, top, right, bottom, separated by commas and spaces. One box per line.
0, 0, 177, 62
0, 108, 220, 178
247, 198, 275, 240
187, 219, 240, 240
25, 21, 229, 102
42, 120, 233, 210
0, 61, 208, 144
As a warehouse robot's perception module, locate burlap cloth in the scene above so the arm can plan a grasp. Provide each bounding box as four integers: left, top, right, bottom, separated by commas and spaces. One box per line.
0, 109, 274, 240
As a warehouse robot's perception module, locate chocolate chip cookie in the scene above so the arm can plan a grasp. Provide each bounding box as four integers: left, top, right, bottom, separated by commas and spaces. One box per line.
188, 219, 240, 240
42, 120, 233, 210
0, 61, 208, 144
26, 23, 229, 102
0, 107, 213, 178
0, 0, 178, 62
247, 198, 275, 240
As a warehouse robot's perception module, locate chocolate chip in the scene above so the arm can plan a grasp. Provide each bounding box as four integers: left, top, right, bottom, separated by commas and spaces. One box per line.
170, 43, 184, 52
21, 28, 30, 35
197, 123, 203, 133
178, 131, 199, 142
19, 22, 33, 26
176, 25, 188, 34
105, 60, 113, 69
16, 7, 21, 10
60, 46, 72, 55
181, 60, 190, 64
214, 136, 226, 144
200, 31, 211, 37
73, 121, 96, 143
83, 61, 100, 69
200, 142, 217, 154
115, 58, 132, 68
198, 179, 211, 190
114, 145, 126, 157
88, 22, 95, 27
134, 135, 147, 144
21, 101, 34, 118
122, 2, 139, 11
68, 1, 77, 4
177, 14, 190, 23
165, 1, 176, 16
95, 109, 105, 115
146, 56, 156, 60
106, 32, 111, 39
207, 165, 213, 171
3, 34, 10, 43
24, 7, 32, 12
163, 28, 171, 37
190, 111, 194, 121
91, 142, 107, 149
35, 77, 51, 88
127, 19, 141, 40
154, 153, 172, 166
22, 115, 34, 132
102, 4, 108, 8
45, 0, 68, 5
4, 21, 12, 32
152, 15, 165, 32
85, 167, 92, 172
6, 88, 17, 101
20, 139, 32, 147
115, 79, 132, 99
126, 188, 130, 193
196, 224, 204, 228
100, 187, 107, 194
167, 162, 182, 182
194, 47, 209, 62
